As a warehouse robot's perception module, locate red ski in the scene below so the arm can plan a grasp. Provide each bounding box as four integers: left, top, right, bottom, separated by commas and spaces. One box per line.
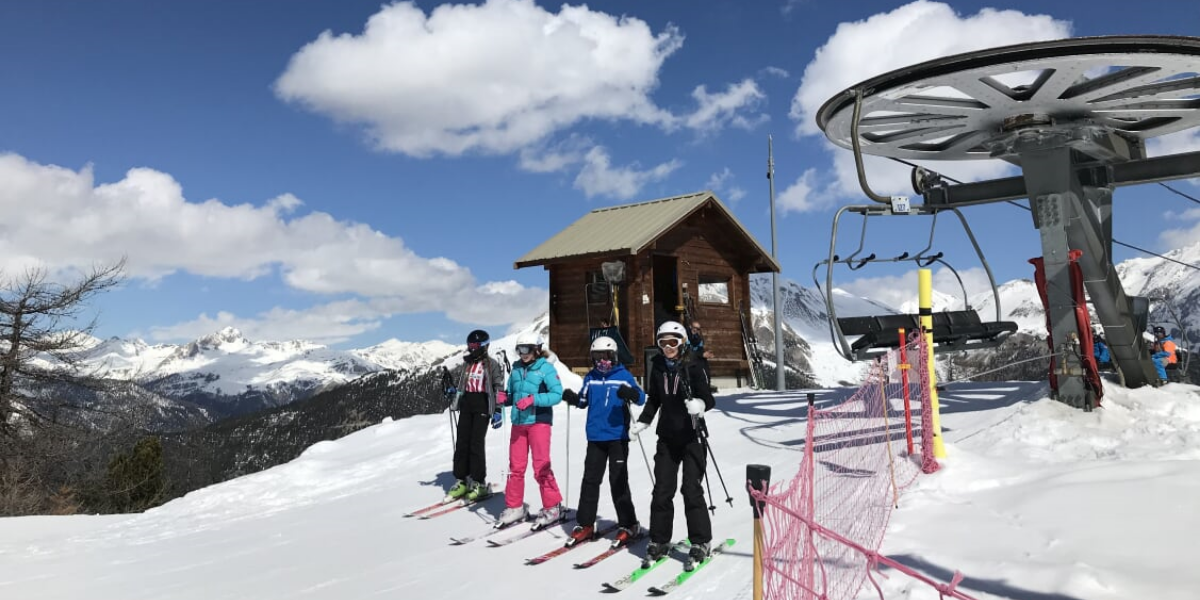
573, 530, 646, 569
525, 524, 618, 565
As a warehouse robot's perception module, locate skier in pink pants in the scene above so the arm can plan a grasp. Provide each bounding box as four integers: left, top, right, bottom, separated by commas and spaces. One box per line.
495, 332, 565, 530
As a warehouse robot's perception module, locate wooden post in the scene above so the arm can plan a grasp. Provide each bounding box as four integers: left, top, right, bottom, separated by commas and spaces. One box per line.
747, 464, 771, 600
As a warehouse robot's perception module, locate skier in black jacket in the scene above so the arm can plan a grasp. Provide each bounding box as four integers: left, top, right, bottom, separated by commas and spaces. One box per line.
630, 320, 715, 566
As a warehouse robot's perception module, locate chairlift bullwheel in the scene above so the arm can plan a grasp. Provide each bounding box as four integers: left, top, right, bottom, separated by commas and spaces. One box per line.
816, 36, 1200, 162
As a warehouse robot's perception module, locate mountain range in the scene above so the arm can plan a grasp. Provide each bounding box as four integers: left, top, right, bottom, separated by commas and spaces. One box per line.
48, 241, 1200, 427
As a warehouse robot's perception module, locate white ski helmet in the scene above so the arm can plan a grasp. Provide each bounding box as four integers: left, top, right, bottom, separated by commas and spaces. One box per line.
515, 332, 543, 353
590, 336, 618, 353
656, 321, 687, 340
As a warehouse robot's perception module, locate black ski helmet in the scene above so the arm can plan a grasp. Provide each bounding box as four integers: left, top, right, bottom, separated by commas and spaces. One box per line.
1153, 326, 1167, 336
465, 329, 490, 362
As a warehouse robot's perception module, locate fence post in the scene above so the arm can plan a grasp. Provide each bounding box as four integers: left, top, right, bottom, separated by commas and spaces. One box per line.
747, 464, 771, 600
918, 269, 947, 458
898, 328, 914, 456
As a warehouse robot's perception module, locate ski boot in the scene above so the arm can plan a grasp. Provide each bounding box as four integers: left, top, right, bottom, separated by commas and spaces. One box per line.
565, 524, 594, 547
531, 503, 564, 530
445, 479, 469, 501
685, 541, 711, 571
496, 504, 527, 529
612, 523, 642, 548
465, 480, 491, 502
643, 540, 671, 568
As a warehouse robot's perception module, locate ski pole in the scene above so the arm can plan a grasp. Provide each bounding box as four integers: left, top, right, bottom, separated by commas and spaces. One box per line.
626, 398, 655, 487
692, 414, 717, 514
566, 394, 571, 509
636, 435, 654, 487
697, 416, 734, 507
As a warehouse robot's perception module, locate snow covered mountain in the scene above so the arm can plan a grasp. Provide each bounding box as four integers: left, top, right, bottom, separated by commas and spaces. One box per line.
72, 326, 461, 417
56, 241, 1198, 418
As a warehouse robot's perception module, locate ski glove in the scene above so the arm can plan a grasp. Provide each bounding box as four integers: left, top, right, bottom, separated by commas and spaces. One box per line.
444, 386, 457, 399
516, 396, 535, 410
629, 422, 649, 438
491, 411, 503, 429
496, 391, 508, 406
686, 398, 706, 416
616, 385, 639, 403
562, 389, 580, 407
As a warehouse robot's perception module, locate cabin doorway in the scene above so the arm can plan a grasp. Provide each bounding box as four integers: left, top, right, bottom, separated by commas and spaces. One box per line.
652, 255, 681, 328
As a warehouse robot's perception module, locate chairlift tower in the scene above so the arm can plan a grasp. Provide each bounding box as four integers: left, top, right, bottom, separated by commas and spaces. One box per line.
816, 36, 1200, 409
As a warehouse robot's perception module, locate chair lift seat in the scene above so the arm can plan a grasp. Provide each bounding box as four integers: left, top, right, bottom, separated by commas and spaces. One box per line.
839, 309, 1017, 357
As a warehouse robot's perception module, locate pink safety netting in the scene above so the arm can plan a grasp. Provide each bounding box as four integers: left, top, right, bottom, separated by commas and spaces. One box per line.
752, 333, 978, 600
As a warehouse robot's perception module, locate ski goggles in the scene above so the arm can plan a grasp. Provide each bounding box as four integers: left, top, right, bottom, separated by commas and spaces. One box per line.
515, 344, 538, 355
467, 342, 488, 351
656, 336, 684, 349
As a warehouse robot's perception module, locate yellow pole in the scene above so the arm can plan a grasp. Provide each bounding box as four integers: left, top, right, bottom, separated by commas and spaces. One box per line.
918, 269, 947, 459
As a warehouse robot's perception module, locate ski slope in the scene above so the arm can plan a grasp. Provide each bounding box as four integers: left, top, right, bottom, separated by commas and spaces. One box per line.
2, 380, 1198, 599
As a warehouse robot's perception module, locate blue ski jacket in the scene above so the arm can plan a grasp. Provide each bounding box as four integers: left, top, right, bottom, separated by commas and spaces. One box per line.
575, 363, 645, 442
505, 355, 563, 426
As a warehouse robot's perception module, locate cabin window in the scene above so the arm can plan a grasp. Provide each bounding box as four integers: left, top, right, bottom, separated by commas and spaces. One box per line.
698, 275, 730, 304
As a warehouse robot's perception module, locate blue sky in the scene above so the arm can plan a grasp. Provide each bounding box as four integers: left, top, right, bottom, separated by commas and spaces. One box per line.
1, 0, 1198, 348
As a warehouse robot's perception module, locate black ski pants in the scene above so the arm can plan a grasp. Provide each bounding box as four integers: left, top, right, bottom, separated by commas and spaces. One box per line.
452, 392, 490, 483
648, 440, 711, 545
575, 440, 639, 529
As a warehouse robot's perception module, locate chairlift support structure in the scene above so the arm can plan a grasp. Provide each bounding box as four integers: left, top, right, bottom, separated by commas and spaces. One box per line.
814, 202, 1016, 362
815, 35, 1200, 409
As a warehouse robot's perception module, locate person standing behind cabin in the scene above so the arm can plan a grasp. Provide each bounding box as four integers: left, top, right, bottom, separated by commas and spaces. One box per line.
445, 329, 506, 503
561, 336, 646, 547
630, 321, 716, 565
686, 320, 713, 383
496, 332, 566, 529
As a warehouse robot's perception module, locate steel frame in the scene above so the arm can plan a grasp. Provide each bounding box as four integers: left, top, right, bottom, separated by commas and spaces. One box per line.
816, 35, 1200, 406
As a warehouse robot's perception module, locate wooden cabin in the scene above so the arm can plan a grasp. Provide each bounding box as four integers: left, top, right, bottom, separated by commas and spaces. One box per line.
514, 191, 780, 385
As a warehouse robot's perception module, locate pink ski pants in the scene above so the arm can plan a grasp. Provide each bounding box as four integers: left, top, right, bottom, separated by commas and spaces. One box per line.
505, 423, 562, 510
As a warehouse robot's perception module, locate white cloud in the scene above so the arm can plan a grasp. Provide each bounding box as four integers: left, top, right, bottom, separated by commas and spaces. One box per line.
682, 79, 767, 131
789, 1, 1071, 199
517, 135, 592, 173
1148, 131, 1200, 187
705, 168, 747, 203
1149, 130, 1200, 157
839, 266, 994, 311
573, 146, 682, 200
761, 66, 790, 79
1159, 207, 1200, 250
0, 153, 546, 340
275, 0, 764, 158
781, 0, 808, 17
777, 168, 822, 214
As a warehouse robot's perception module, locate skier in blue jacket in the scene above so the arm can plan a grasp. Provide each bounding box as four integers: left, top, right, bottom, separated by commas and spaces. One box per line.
561, 336, 646, 548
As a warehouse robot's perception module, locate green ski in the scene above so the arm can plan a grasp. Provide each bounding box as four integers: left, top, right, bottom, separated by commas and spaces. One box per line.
647, 538, 735, 595
601, 540, 689, 592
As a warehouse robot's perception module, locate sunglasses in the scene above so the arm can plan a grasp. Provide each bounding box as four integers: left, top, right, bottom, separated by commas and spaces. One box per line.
467, 342, 487, 350
657, 337, 683, 349
516, 344, 537, 355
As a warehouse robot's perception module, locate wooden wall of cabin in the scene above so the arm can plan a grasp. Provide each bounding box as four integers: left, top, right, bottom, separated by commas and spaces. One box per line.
548, 258, 639, 374
644, 212, 763, 381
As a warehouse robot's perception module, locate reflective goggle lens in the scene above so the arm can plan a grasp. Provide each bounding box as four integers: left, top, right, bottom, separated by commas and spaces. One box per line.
516, 344, 536, 355
657, 337, 683, 349
467, 342, 487, 350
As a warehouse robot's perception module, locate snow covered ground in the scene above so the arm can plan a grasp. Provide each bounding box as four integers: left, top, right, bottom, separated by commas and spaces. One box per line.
2, 378, 1198, 599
